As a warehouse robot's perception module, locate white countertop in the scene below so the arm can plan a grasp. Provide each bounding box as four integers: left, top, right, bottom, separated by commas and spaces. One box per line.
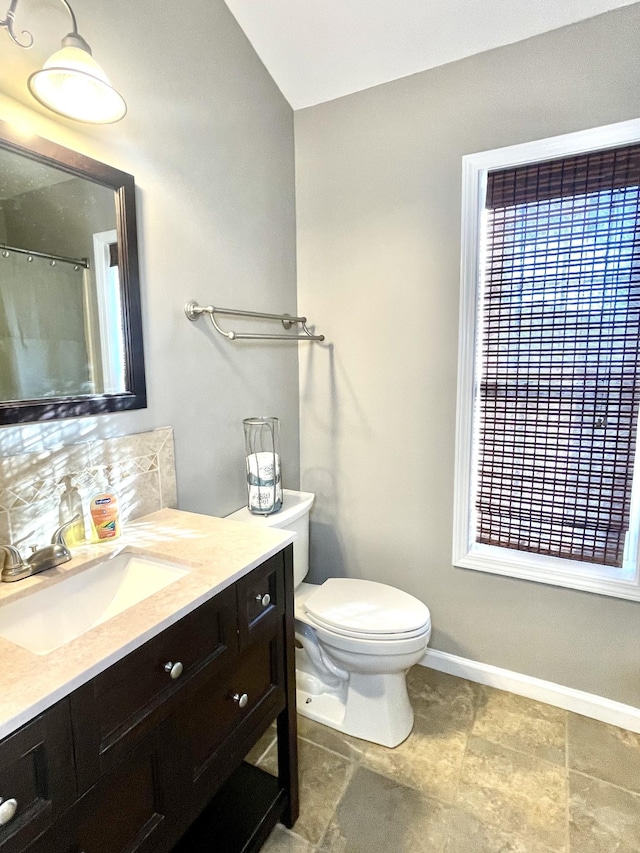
0, 508, 294, 740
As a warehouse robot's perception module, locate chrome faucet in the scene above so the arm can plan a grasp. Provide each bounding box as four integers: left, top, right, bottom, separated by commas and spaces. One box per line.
0, 515, 80, 582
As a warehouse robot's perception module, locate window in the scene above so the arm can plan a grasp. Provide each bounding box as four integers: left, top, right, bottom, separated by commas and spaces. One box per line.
454, 120, 640, 601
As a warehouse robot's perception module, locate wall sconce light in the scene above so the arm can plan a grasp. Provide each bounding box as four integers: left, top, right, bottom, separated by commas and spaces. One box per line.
1, 0, 126, 124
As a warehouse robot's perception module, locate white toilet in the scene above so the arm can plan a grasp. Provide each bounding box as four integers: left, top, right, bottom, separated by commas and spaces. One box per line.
227, 489, 431, 747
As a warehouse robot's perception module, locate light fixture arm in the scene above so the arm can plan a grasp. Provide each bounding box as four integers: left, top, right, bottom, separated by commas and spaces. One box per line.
1, 0, 87, 50
0, 0, 34, 48
58, 0, 77, 35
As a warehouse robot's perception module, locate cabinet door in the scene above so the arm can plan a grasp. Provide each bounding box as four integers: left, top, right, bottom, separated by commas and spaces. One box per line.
73, 728, 175, 853
0, 701, 75, 853
25, 726, 179, 853
171, 628, 286, 825
71, 585, 237, 793
236, 552, 285, 649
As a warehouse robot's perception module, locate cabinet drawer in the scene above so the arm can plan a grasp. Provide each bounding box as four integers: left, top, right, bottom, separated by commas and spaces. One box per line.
0, 701, 74, 853
71, 585, 237, 793
237, 552, 285, 648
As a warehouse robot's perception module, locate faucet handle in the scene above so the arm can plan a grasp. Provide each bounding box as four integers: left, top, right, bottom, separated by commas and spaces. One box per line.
51, 513, 82, 550
0, 544, 29, 583
0, 544, 25, 569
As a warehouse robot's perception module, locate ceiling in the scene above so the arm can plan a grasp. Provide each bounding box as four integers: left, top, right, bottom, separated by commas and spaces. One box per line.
0, 148, 72, 201
223, 0, 638, 110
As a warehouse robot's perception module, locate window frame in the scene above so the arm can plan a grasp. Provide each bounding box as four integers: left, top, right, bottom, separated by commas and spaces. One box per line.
453, 118, 640, 602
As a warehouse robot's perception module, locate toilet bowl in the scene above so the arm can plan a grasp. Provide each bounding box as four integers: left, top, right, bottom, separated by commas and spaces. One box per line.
227, 489, 431, 748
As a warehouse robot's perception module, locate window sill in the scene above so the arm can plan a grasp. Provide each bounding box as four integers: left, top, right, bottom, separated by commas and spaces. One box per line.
454, 543, 640, 602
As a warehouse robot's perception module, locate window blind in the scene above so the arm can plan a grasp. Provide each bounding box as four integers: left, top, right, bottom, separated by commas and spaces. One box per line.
477, 144, 640, 567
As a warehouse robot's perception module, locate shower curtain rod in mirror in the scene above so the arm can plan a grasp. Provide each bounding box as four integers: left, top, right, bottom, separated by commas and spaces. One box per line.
1, 242, 89, 268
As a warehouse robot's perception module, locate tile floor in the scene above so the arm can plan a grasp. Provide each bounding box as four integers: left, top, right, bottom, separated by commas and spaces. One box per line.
249, 666, 640, 853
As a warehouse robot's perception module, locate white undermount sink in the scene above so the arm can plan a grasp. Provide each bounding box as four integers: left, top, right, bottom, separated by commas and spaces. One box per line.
0, 551, 189, 656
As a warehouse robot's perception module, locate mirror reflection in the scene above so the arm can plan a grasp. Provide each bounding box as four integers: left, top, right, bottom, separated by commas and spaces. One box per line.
0, 119, 146, 424
0, 146, 126, 402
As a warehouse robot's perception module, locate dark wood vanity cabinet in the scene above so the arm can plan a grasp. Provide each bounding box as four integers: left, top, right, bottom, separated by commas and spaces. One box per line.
0, 546, 297, 853
0, 702, 75, 853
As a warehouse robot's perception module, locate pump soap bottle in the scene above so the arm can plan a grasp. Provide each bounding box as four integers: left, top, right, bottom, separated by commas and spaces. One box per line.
58, 476, 85, 547
89, 467, 121, 542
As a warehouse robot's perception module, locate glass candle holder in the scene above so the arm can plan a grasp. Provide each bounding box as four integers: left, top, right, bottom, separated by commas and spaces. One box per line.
243, 417, 282, 515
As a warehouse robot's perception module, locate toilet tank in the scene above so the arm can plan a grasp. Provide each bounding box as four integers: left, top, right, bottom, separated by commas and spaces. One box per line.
226, 489, 315, 588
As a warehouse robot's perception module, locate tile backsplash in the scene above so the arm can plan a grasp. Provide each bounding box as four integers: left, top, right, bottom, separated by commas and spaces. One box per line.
0, 426, 177, 550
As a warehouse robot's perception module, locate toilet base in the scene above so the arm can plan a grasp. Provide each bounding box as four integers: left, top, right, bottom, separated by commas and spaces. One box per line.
295, 648, 414, 748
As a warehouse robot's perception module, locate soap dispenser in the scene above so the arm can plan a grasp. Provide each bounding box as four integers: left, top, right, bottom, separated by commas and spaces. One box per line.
89, 466, 121, 542
58, 476, 85, 547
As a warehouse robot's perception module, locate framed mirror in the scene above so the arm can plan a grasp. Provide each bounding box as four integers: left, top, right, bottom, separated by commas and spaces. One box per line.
0, 120, 146, 424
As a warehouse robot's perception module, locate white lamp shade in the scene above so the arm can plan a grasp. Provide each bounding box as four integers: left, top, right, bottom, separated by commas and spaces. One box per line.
28, 46, 126, 124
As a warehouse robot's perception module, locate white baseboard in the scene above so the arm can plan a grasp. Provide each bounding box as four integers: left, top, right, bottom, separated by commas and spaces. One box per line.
420, 648, 640, 734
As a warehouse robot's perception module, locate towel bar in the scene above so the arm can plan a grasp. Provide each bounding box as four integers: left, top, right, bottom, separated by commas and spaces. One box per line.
184, 300, 325, 342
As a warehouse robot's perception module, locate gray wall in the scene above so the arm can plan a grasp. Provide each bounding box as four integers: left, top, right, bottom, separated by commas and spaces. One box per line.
295, 6, 640, 706
0, 0, 299, 516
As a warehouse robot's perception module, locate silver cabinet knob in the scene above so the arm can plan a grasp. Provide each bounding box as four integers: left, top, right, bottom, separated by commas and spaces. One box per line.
164, 661, 183, 680
232, 692, 249, 708
0, 798, 18, 826
255, 592, 271, 607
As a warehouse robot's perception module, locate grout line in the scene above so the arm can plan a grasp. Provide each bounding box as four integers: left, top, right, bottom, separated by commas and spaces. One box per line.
252, 736, 277, 767
448, 728, 567, 771
274, 824, 317, 851
314, 752, 357, 852
450, 711, 474, 806
297, 733, 365, 764
568, 767, 640, 798
295, 728, 364, 851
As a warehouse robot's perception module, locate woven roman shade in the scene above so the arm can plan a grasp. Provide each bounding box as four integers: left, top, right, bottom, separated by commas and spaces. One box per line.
477, 144, 640, 567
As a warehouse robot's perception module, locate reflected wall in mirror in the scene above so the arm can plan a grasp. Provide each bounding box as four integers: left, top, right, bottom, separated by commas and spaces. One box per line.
0, 120, 146, 424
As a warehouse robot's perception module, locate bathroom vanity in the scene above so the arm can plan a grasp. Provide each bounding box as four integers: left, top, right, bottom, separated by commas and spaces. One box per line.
0, 510, 298, 853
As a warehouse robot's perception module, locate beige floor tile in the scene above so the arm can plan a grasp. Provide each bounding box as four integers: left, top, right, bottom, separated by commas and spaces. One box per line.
297, 715, 367, 761
408, 666, 481, 731
317, 762, 562, 853
262, 825, 316, 853
360, 708, 468, 804
472, 688, 566, 764
568, 713, 640, 793
457, 736, 567, 851
290, 739, 355, 845
443, 806, 562, 853
245, 724, 277, 767
319, 766, 449, 853
569, 772, 640, 853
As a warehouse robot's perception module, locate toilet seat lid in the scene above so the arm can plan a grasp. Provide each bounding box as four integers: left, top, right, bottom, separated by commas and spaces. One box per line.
303, 578, 431, 636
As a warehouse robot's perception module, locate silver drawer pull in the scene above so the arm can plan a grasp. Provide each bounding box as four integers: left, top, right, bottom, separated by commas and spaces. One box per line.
232, 692, 249, 708
0, 798, 18, 826
164, 661, 184, 680
255, 592, 271, 607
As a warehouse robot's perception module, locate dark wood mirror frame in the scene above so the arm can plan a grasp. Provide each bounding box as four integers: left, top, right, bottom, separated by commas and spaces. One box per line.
0, 120, 146, 425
